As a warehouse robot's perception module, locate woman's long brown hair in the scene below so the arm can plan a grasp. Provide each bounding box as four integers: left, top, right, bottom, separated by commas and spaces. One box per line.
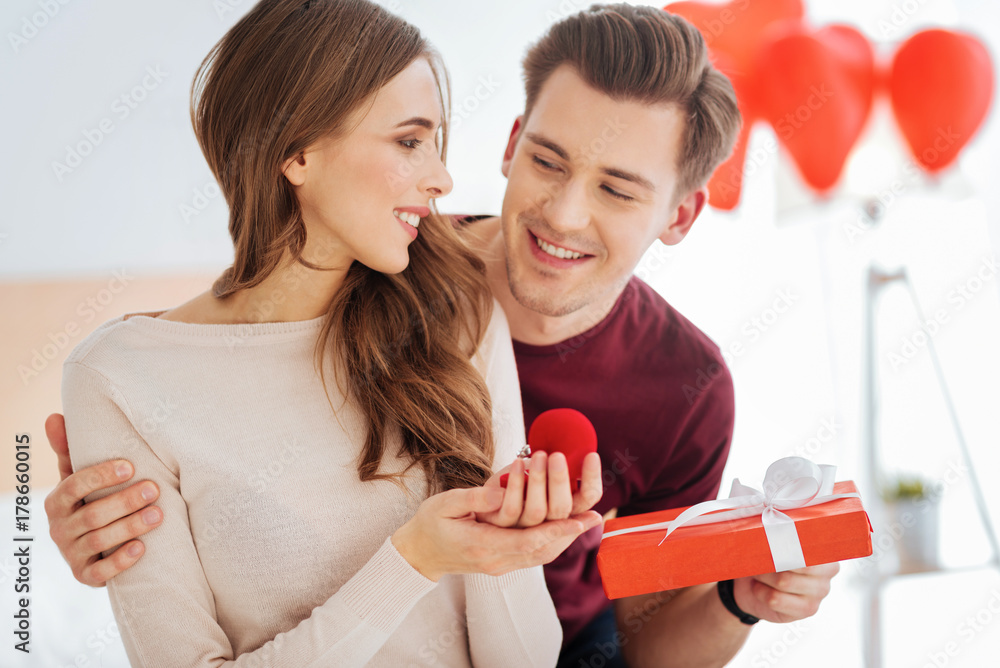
190, 0, 495, 493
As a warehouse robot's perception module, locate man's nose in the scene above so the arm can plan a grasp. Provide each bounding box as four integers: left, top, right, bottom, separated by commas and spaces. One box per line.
542, 179, 590, 233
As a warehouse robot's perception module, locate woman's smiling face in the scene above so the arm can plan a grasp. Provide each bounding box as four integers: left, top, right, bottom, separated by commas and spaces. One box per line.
282, 57, 454, 274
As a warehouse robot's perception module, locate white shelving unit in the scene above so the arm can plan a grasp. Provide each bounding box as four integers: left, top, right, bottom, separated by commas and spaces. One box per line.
860, 265, 1000, 667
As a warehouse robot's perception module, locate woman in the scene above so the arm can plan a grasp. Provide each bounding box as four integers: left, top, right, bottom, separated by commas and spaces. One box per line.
62, 1, 599, 665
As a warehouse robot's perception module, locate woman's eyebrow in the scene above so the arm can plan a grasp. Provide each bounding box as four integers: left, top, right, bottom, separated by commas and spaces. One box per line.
394, 116, 438, 130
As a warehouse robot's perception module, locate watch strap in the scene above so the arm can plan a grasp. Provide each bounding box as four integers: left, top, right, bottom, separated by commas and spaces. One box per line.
717, 579, 760, 625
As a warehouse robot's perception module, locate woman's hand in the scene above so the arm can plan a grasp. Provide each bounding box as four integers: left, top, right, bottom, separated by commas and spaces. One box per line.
391, 485, 602, 582
477, 450, 603, 528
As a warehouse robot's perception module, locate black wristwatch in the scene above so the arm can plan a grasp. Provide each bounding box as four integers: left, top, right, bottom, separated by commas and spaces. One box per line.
717, 579, 759, 625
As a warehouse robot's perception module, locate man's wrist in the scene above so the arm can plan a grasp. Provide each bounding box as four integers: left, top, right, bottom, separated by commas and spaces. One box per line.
717, 579, 759, 625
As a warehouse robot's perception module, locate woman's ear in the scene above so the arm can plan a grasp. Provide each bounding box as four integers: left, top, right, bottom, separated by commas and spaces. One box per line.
659, 186, 708, 246
281, 152, 308, 187
500, 115, 525, 178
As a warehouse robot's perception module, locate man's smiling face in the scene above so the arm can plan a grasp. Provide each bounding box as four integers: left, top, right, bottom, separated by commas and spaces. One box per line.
499, 64, 700, 318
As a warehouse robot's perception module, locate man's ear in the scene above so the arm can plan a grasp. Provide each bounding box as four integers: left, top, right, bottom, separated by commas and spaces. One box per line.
500, 115, 524, 178
658, 185, 709, 246
281, 151, 308, 187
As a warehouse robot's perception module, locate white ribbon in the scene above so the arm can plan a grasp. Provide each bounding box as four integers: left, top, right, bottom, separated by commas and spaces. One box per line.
601, 457, 860, 572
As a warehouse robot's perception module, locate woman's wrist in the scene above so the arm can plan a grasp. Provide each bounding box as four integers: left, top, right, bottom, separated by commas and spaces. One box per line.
391, 521, 442, 582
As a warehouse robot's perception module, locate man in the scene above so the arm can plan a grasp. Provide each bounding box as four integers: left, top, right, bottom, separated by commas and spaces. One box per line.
45, 5, 838, 667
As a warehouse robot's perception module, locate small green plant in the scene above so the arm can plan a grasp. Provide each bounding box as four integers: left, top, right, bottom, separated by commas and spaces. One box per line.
882, 475, 933, 502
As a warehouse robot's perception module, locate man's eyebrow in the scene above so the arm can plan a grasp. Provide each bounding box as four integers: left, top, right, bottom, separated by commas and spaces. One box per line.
602, 167, 656, 193
525, 133, 569, 161
526, 132, 655, 193
394, 117, 438, 130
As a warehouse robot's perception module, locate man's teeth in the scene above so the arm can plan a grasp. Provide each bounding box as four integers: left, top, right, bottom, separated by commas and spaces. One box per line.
536, 236, 584, 259
394, 210, 420, 228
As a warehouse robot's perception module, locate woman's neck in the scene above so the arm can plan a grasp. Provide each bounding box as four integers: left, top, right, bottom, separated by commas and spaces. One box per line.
159, 249, 351, 325
226, 254, 349, 323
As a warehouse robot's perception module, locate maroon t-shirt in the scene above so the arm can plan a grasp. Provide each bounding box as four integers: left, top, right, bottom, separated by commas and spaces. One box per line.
512, 275, 736, 647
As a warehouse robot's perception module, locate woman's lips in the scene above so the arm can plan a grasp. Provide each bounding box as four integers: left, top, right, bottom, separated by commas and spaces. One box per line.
396, 213, 418, 240
395, 205, 431, 217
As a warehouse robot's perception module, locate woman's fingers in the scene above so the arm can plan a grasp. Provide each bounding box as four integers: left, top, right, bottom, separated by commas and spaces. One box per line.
479, 449, 602, 529
495, 458, 527, 526
475, 459, 526, 527
545, 452, 573, 521
484, 460, 514, 488
437, 485, 505, 519
519, 451, 549, 526
403, 485, 605, 579
572, 452, 603, 515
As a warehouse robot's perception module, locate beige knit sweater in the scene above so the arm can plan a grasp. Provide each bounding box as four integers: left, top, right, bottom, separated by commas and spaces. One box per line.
62, 300, 562, 667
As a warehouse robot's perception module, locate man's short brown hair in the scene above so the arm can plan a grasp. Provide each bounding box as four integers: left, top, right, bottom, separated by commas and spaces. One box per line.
522, 3, 741, 197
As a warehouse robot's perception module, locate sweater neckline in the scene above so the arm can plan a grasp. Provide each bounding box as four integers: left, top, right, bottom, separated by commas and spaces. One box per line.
118, 310, 327, 341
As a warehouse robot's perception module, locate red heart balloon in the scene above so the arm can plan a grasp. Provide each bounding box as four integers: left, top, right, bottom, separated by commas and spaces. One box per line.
706, 123, 751, 211
665, 1, 804, 209
703, 51, 756, 210
818, 25, 877, 117
666, 0, 804, 68
890, 29, 995, 174
755, 24, 875, 192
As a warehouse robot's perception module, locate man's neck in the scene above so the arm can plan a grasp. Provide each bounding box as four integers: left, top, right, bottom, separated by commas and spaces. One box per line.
472, 216, 623, 347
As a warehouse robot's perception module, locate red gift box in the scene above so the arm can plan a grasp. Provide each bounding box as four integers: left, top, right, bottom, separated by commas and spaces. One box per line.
597, 479, 873, 599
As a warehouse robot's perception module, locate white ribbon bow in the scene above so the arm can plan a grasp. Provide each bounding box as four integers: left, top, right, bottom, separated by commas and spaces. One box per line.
601, 457, 859, 572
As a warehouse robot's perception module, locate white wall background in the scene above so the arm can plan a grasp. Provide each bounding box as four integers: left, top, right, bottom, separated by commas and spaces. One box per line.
2, 1, 1000, 667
